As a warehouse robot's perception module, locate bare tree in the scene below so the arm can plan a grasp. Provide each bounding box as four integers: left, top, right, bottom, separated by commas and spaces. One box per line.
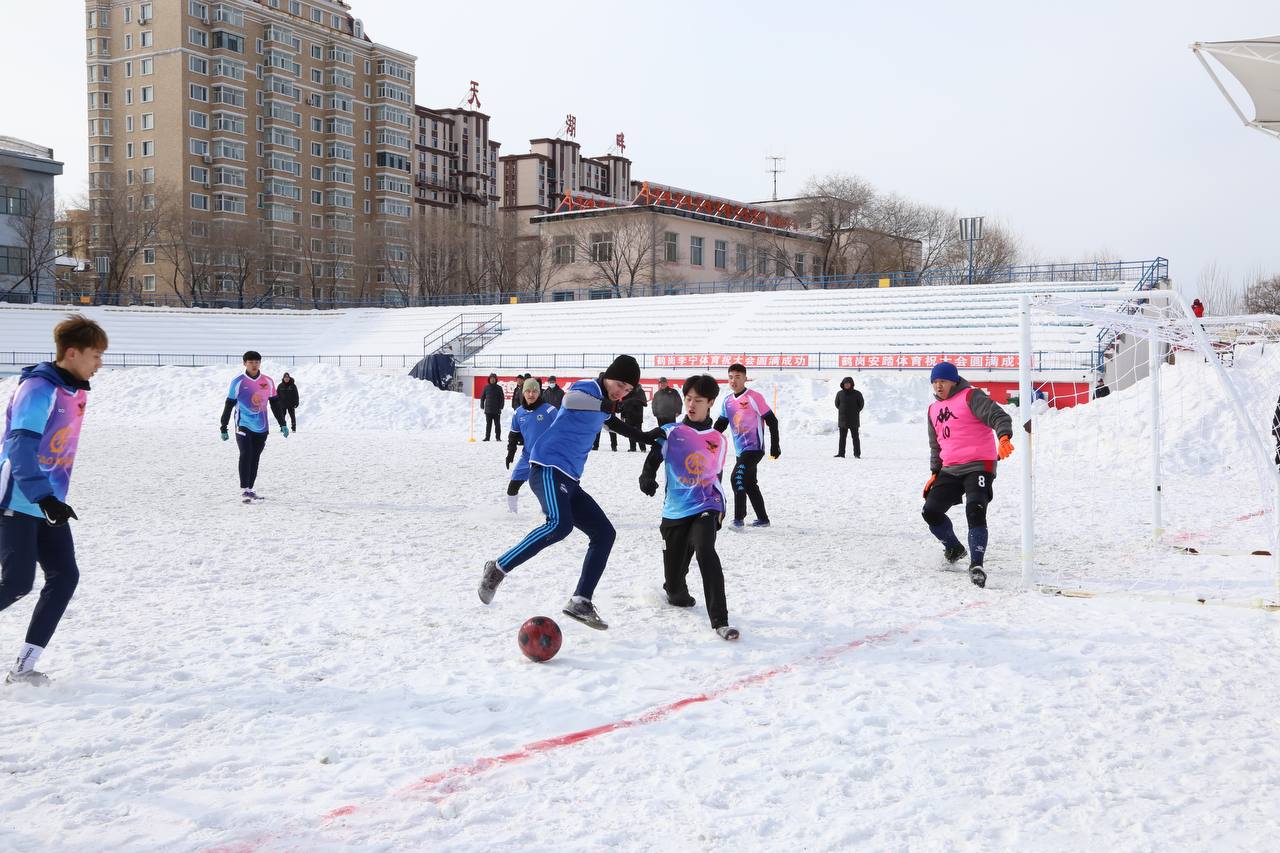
86, 183, 167, 302
939, 220, 1023, 283
155, 188, 217, 307
1243, 273, 1280, 315
569, 214, 659, 297
792, 174, 878, 278
208, 219, 264, 309
1197, 261, 1246, 315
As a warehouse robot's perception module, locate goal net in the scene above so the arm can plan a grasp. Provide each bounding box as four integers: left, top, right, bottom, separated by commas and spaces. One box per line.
1018, 290, 1280, 607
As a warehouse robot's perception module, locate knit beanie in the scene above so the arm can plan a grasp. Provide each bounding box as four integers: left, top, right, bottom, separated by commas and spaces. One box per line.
930, 361, 960, 383
522, 377, 540, 394
603, 354, 641, 387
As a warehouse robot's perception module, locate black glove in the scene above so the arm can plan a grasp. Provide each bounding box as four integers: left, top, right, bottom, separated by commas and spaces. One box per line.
505, 454, 514, 470
770, 444, 782, 460
639, 475, 658, 497
643, 427, 665, 443
38, 497, 78, 526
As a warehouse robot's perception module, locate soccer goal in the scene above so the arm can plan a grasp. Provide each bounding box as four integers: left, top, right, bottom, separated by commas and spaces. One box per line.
1016, 290, 1280, 607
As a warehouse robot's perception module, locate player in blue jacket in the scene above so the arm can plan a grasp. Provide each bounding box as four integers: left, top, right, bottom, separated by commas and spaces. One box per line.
505, 377, 557, 513
479, 355, 654, 630
639, 374, 739, 640
0, 315, 108, 684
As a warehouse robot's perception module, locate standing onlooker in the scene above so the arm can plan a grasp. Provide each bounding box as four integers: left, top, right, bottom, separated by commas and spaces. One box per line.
544, 376, 565, 408
277, 372, 300, 432
480, 373, 505, 441
1191, 298, 1205, 318
834, 377, 864, 458
510, 373, 531, 409
620, 384, 649, 451
651, 376, 683, 426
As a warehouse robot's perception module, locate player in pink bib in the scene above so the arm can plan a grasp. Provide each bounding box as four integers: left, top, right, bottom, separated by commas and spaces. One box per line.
713, 363, 780, 528
921, 361, 1014, 588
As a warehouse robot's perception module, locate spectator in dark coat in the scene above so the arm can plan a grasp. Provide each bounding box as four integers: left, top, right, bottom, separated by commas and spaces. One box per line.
592, 371, 618, 451
543, 376, 565, 408
277, 372, 300, 431
1191, 298, 1205, 318
651, 376, 683, 426
510, 373, 531, 409
480, 373, 505, 441
834, 376, 864, 458
620, 384, 649, 451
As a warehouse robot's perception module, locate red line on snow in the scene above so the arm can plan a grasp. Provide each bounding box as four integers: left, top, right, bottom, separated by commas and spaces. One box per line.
208, 600, 988, 851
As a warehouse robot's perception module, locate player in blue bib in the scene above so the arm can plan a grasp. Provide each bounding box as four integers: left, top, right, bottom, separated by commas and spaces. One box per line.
505, 378, 557, 513
478, 355, 655, 630
639, 375, 739, 640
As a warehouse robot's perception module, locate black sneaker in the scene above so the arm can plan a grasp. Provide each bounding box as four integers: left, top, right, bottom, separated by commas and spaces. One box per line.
665, 588, 696, 607
478, 560, 505, 604
944, 543, 967, 564
969, 565, 987, 588
563, 597, 608, 630
750, 519, 771, 528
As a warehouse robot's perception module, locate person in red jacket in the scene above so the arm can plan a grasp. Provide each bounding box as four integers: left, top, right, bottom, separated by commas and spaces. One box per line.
1191, 298, 1205, 319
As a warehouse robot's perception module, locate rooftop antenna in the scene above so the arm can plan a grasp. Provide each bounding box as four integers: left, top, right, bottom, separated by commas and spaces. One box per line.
766, 154, 786, 201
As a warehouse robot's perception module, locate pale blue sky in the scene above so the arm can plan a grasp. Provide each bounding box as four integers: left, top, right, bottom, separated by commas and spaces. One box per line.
3, 0, 1277, 294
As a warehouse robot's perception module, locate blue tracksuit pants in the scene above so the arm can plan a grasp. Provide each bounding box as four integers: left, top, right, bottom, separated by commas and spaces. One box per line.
496, 464, 615, 599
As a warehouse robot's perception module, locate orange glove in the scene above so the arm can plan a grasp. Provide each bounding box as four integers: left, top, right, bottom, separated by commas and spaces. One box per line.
998, 435, 1014, 460
922, 474, 937, 499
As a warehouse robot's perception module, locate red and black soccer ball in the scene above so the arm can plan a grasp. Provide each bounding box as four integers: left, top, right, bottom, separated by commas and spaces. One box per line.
518, 616, 563, 663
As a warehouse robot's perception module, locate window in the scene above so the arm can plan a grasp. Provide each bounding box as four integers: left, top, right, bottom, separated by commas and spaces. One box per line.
140, 112, 153, 130
690, 235, 704, 266
0, 247, 31, 276
142, 167, 154, 183
795, 253, 806, 277
214, 193, 245, 214
140, 57, 152, 75
310, 44, 322, 60
126, 142, 135, 159
212, 58, 246, 80
189, 27, 208, 48
140, 30, 153, 47
0, 186, 28, 216
190, 0, 209, 20
756, 250, 768, 276
190, 193, 210, 210
775, 253, 785, 276
589, 232, 613, 263
124, 6, 132, 23
189, 110, 208, 129
190, 56, 207, 74
124, 60, 133, 77
212, 31, 243, 52
212, 140, 246, 160
311, 7, 322, 22
140, 3, 153, 23
140, 140, 153, 157
736, 244, 749, 273
663, 231, 678, 262
191, 165, 209, 184
143, 248, 156, 264
142, 274, 156, 292
141, 86, 154, 103
125, 88, 134, 105
190, 138, 209, 156
311, 189, 322, 205
190, 83, 209, 102
552, 237, 574, 265
715, 239, 727, 270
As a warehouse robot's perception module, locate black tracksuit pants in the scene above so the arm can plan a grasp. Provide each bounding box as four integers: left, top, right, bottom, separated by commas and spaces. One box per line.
731, 450, 768, 522
484, 413, 501, 441
236, 428, 268, 489
661, 512, 728, 629
0, 512, 79, 648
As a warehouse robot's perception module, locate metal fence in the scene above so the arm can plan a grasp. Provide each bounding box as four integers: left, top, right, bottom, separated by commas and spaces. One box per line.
1, 257, 1168, 312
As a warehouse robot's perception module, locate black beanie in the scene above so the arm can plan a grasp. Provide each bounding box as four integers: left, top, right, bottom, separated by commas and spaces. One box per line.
603, 354, 641, 387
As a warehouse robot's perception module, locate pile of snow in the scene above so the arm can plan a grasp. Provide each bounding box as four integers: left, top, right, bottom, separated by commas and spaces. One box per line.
0, 362, 470, 434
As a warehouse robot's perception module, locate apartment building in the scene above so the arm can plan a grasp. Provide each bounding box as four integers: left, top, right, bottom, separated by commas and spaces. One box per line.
413, 106, 500, 229
499, 136, 632, 236
85, 0, 417, 304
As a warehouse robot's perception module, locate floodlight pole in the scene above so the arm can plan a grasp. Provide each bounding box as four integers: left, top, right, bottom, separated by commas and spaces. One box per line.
959, 217, 983, 285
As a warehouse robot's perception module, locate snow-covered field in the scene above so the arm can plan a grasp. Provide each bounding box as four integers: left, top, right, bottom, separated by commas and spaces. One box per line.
1, 363, 1278, 852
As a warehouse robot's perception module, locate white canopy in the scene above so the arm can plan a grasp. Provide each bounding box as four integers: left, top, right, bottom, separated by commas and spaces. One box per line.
1192, 38, 1280, 140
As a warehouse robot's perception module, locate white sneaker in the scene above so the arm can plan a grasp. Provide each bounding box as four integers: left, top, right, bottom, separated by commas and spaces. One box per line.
5, 669, 50, 685
715, 626, 740, 641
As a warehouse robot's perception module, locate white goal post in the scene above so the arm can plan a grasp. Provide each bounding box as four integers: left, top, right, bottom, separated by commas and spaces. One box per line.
1017, 290, 1280, 605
